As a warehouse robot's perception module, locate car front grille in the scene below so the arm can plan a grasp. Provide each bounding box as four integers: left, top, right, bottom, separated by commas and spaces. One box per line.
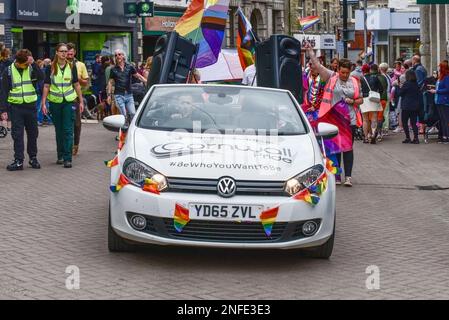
167, 177, 287, 196
126, 213, 322, 243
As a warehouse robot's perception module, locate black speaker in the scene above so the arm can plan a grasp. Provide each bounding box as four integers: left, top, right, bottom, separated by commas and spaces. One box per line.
147, 32, 197, 87
255, 35, 303, 103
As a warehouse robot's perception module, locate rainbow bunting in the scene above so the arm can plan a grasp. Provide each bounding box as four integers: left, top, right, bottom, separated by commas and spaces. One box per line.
174, 204, 190, 233
175, 0, 230, 68
236, 7, 259, 71
110, 174, 130, 193
104, 156, 119, 168
326, 158, 342, 175
298, 16, 320, 31
293, 188, 321, 206
118, 129, 127, 151
260, 207, 279, 237
141, 178, 160, 195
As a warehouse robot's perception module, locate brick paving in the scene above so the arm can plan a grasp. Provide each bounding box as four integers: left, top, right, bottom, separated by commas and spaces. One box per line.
0, 124, 448, 300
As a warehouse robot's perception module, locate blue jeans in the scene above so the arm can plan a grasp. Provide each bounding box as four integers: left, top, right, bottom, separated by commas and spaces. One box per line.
115, 94, 136, 119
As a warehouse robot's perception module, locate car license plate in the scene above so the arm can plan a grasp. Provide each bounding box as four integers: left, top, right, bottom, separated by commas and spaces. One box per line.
189, 204, 264, 222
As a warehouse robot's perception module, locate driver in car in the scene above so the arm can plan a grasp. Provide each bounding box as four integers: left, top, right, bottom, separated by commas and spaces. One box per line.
164, 94, 215, 128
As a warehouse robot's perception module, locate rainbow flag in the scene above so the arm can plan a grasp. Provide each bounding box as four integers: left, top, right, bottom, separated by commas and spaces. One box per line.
104, 156, 119, 168
141, 178, 160, 195
118, 129, 127, 151
260, 207, 279, 237
294, 188, 321, 206
309, 173, 328, 195
175, 0, 230, 68
110, 174, 130, 193
326, 158, 342, 175
236, 7, 258, 71
174, 204, 190, 233
298, 16, 320, 31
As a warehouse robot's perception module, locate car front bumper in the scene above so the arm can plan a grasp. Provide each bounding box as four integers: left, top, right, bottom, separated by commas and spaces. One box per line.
110, 175, 336, 250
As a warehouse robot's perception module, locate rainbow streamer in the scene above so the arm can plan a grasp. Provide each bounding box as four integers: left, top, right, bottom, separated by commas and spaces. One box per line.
104, 156, 119, 168
110, 174, 130, 193
118, 129, 127, 151
260, 207, 279, 237
175, 0, 230, 68
298, 16, 320, 31
141, 178, 160, 195
326, 158, 342, 175
174, 204, 190, 233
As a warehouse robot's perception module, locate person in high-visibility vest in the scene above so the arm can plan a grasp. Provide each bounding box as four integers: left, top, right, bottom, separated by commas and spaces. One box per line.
41, 43, 84, 169
0, 49, 44, 171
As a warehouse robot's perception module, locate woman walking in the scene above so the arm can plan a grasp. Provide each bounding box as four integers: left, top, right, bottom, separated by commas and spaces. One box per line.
360, 64, 384, 144
41, 43, 84, 168
306, 44, 363, 187
429, 61, 449, 144
398, 70, 421, 144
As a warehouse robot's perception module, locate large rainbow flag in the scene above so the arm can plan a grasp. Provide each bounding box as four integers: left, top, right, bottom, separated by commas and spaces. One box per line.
236, 7, 259, 71
175, 0, 230, 68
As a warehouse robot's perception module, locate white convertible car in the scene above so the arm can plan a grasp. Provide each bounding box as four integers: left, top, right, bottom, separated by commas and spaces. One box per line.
104, 84, 338, 258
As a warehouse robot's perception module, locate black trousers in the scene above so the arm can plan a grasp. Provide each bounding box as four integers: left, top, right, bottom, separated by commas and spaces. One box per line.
336, 125, 356, 178
74, 101, 82, 146
401, 110, 419, 140
10, 104, 39, 161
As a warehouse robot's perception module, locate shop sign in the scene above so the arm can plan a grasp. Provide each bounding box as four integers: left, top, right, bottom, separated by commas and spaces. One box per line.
390, 12, 421, 30
137, 1, 154, 17
124, 2, 137, 18
293, 34, 336, 50
145, 16, 180, 33
68, 0, 103, 16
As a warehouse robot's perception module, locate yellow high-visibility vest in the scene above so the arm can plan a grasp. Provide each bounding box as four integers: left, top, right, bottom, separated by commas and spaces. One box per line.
7, 64, 38, 105
48, 64, 77, 103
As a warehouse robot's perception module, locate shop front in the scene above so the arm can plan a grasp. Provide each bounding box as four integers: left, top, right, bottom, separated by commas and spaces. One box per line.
10, 0, 138, 66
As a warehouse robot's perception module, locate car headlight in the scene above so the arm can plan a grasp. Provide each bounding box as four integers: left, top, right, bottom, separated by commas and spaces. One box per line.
284, 165, 325, 196
122, 158, 168, 192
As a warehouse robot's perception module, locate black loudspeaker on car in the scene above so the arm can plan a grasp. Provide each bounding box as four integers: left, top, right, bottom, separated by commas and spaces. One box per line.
147, 31, 197, 87
256, 35, 303, 103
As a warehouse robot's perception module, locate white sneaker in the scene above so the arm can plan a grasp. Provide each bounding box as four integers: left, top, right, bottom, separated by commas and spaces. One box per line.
344, 177, 353, 187
393, 127, 403, 134
428, 127, 438, 134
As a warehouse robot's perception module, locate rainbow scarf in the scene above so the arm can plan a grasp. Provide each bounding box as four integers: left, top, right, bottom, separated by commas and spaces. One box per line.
298, 16, 320, 31
110, 174, 130, 193
104, 156, 119, 168
326, 158, 342, 175
174, 204, 191, 233
141, 178, 160, 195
260, 207, 279, 237
307, 72, 326, 110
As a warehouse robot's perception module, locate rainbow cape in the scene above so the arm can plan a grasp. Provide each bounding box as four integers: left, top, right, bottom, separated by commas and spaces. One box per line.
110, 174, 130, 193
141, 178, 160, 195
175, 0, 230, 68
298, 16, 320, 31
104, 156, 119, 168
260, 207, 279, 237
236, 7, 259, 71
174, 204, 190, 233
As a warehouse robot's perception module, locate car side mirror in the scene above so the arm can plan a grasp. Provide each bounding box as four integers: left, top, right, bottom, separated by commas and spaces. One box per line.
315, 122, 339, 140
103, 115, 126, 133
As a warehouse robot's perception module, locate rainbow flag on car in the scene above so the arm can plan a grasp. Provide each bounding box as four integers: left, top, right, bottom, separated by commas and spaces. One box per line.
174, 204, 191, 233
236, 7, 259, 71
260, 207, 279, 237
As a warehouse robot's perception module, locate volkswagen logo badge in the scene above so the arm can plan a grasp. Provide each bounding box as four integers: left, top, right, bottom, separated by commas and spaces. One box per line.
217, 177, 237, 198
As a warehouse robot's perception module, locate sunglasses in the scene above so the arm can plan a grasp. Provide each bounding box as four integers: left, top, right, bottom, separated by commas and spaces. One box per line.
115, 53, 124, 57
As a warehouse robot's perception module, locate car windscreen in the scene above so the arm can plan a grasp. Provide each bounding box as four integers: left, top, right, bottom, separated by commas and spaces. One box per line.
137, 86, 307, 135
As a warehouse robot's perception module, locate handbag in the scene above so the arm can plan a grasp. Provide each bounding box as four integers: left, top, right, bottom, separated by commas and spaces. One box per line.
362, 76, 381, 103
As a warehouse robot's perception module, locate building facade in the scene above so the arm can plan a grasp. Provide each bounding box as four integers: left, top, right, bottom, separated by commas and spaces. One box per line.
420, 4, 449, 73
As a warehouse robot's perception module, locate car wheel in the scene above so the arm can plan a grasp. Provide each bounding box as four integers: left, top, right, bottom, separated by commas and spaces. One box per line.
108, 206, 136, 252
307, 217, 335, 259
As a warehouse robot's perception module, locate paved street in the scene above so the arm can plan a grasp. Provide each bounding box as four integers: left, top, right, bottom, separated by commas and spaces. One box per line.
0, 123, 448, 300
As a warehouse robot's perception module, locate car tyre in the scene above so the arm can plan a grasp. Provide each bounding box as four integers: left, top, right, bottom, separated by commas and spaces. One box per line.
307, 217, 335, 259
108, 207, 136, 252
